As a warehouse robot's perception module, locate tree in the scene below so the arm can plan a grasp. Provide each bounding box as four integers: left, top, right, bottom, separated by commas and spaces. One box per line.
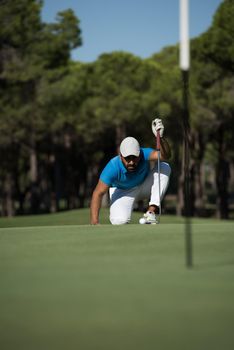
0, 0, 82, 215
200, 0, 234, 73
191, 0, 234, 218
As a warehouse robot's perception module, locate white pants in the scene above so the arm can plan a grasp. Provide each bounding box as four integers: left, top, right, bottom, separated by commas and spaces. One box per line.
109, 162, 171, 225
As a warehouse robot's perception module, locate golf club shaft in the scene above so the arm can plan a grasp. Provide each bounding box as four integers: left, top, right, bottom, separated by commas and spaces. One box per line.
156, 131, 161, 220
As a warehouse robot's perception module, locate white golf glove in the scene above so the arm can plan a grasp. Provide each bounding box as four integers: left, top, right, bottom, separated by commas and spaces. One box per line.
152, 118, 164, 138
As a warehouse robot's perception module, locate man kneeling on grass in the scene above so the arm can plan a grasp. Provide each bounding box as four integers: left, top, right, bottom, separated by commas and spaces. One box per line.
90, 118, 171, 225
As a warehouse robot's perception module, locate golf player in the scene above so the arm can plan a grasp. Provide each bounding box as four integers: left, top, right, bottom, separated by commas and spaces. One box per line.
90, 118, 171, 225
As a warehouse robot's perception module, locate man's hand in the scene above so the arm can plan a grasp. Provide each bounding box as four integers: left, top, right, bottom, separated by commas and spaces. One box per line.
152, 118, 164, 138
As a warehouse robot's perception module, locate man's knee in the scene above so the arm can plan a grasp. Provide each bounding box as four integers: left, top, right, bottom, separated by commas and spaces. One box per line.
110, 216, 129, 225
156, 162, 171, 176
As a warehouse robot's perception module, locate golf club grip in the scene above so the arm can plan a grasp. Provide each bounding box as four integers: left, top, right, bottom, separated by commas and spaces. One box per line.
156, 130, 161, 151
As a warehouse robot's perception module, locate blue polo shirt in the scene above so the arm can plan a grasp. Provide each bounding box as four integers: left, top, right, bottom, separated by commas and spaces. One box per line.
100, 148, 154, 189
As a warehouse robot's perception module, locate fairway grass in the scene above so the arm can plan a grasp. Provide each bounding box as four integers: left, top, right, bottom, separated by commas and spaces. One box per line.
0, 212, 234, 350
0, 207, 224, 228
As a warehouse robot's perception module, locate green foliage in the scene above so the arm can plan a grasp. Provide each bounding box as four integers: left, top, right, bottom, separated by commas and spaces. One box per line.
39, 9, 82, 68
202, 0, 234, 72
0, 0, 83, 147
0, 0, 42, 48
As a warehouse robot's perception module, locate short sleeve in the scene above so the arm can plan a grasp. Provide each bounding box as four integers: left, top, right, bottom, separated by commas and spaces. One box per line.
142, 148, 154, 160
100, 160, 116, 186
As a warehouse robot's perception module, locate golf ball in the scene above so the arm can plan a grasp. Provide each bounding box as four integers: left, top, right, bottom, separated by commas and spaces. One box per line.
139, 218, 146, 224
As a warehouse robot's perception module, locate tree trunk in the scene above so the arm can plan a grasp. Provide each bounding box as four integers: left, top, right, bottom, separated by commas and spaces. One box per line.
176, 143, 183, 216
115, 124, 126, 152
193, 131, 205, 216
177, 135, 193, 217
29, 143, 40, 214
2, 174, 15, 217
30, 147, 38, 183
177, 171, 184, 216
215, 125, 230, 219
216, 159, 230, 219
194, 161, 205, 216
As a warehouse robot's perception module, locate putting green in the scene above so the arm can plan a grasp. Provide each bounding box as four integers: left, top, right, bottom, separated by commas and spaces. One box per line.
0, 218, 234, 350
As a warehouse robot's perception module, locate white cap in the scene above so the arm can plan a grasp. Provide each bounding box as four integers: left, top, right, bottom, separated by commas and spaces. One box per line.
119, 137, 140, 157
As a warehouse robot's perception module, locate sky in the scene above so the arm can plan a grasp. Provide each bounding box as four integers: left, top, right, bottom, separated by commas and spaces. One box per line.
41, 0, 222, 63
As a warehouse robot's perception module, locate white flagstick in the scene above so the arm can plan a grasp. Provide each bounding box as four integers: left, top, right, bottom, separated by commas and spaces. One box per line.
180, 0, 190, 70
180, 0, 192, 267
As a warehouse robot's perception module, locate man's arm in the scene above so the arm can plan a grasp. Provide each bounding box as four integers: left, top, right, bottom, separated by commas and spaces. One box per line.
149, 137, 171, 161
90, 180, 109, 225
151, 118, 171, 161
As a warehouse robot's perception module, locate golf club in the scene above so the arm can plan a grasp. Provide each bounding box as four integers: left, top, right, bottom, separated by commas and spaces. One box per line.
156, 130, 161, 223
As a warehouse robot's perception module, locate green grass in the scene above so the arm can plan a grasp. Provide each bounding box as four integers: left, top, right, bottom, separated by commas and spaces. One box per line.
0, 210, 234, 350
0, 207, 221, 228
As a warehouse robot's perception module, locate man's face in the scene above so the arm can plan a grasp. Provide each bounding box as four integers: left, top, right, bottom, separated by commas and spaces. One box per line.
120, 154, 140, 172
